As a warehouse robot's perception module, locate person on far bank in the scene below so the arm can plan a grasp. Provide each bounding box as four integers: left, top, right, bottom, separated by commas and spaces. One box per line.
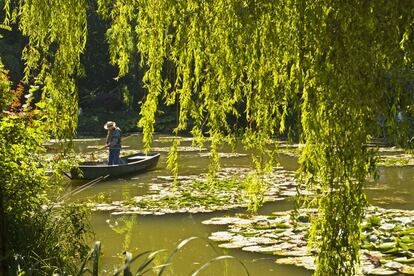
103, 121, 122, 165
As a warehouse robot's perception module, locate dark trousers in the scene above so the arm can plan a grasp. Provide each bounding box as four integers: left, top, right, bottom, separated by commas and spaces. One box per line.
108, 148, 121, 165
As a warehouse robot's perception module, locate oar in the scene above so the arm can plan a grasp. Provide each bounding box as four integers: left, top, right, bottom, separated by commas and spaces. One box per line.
58, 176, 103, 201
86, 145, 131, 150
86, 133, 139, 150
69, 174, 109, 196
58, 174, 109, 201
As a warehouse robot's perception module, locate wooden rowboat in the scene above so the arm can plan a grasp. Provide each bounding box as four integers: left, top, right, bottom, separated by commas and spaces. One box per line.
70, 152, 160, 180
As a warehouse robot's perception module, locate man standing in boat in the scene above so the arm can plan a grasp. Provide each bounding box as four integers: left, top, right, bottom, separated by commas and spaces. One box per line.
103, 121, 122, 165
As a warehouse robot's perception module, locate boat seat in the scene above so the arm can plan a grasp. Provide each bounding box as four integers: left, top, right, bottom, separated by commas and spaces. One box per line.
127, 156, 147, 162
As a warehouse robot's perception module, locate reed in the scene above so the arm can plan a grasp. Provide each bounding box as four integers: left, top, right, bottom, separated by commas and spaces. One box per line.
79, 237, 249, 276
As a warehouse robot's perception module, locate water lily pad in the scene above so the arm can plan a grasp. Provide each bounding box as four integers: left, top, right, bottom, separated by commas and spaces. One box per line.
361, 242, 375, 250
95, 204, 119, 211
393, 257, 414, 264
380, 223, 396, 231
204, 206, 414, 274
274, 247, 309, 257
275, 256, 315, 270
263, 196, 285, 202
399, 227, 414, 235
279, 190, 297, 197
400, 267, 414, 274
209, 231, 235, 242
198, 152, 248, 158
157, 175, 198, 181
202, 217, 252, 225
156, 136, 196, 142
219, 240, 257, 249
400, 236, 414, 243
392, 217, 413, 224
239, 230, 262, 237
377, 242, 397, 251
383, 261, 404, 270
72, 138, 102, 142
365, 268, 398, 275
151, 146, 207, 152
244, 241, 290, 253
242, 245, 277, 254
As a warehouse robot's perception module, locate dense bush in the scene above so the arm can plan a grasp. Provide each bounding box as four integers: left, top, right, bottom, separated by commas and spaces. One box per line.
0, 64, 92, 275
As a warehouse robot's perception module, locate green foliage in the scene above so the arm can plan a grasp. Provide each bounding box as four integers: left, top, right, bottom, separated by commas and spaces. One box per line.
109, 215, 136, 253
14, 205, 92, 275
3, 0, 414, 275
0, 60, 92, 274
78, 241, 101, 276
0, 113, 92, 275
0, 61, 13, 111
2, 0, 95, 274
367, 216, 382, 228
166, 138, 180, 186
102, 1, 414, 275
78, 237, 250, 276
78, 237, 248, 276
293, 2, 413, 274
104, 0, 136, 78
6, 0, 89, 142
243, 171, 267, 213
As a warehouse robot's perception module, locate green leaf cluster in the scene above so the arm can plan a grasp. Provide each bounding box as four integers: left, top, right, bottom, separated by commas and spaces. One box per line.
101, 1, 414, 274
3, 0, 414, 274
0, 59, 91, 274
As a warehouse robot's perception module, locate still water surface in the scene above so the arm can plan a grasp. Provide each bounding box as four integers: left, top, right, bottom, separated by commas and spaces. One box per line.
71, 135, 414, 275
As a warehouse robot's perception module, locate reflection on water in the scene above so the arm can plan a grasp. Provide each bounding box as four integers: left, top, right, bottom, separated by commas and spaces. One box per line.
365, 166, 414, 210
71, 135, 414, 275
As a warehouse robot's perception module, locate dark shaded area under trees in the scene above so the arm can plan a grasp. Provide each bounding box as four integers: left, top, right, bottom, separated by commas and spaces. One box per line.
0, 19, 395, 146
1, 4, 414, 145
0, 5, 178, 136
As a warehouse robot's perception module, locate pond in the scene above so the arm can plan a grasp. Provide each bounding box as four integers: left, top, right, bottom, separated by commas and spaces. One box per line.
68, 134, 414, 275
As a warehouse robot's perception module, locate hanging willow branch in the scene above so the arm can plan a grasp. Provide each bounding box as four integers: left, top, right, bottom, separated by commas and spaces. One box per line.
3, 0, 88, 144
5, 0, 414, 275
117, 1, 413, 274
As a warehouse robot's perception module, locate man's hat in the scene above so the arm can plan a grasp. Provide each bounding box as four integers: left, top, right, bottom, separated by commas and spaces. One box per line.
104, 121, 116, 130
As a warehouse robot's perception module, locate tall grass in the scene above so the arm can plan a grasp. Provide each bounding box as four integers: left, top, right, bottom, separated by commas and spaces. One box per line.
78, 237, 250, 276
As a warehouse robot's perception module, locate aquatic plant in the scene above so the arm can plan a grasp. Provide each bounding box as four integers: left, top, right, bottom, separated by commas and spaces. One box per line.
78, 237, 249, 276
93, 167, 296, 215
203, 206, 414, 275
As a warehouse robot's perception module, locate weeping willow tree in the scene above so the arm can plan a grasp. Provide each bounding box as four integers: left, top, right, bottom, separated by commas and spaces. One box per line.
293, 2, 414, 274
3, 0, 88, 141
3, 0, 414, 275
98, 1, 414, 275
